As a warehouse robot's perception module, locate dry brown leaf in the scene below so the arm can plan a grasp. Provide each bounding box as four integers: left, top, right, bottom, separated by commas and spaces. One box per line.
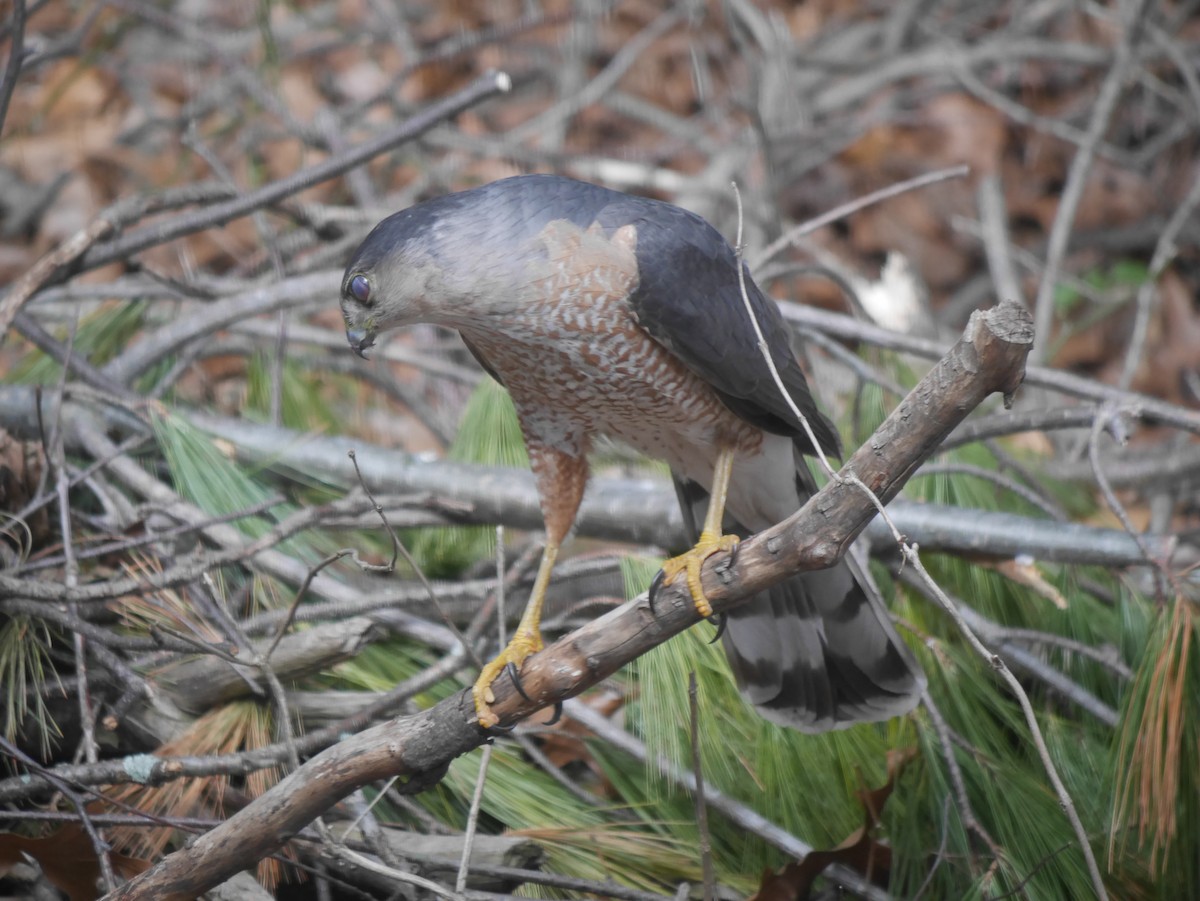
922, 94, 1008, 177
1106, 271, 1200, 404
851, 189, 975, 290
1053, 299, 1126, 372
0, 430, 50, 558
0, 825, 151, 901
749, 747, 918, 901
537, 691, 624, 774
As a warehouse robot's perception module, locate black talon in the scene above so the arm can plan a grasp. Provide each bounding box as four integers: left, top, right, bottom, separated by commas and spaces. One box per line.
506, 661, 537, 703
726, 537, 742, 570
648, 568, 667, 614
544, 701, 563, 726
708, 613, 727, 643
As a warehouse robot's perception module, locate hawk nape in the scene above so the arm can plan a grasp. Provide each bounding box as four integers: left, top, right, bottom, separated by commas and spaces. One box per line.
340, 174, 924, 731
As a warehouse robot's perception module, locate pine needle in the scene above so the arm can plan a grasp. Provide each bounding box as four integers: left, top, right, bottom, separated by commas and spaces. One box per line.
1111, 592, 1198, 887
107, 701, 282, 883
0, 616, 61, 758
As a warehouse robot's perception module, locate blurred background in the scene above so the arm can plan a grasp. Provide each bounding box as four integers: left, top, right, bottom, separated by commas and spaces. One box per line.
1, 1, 1198, 899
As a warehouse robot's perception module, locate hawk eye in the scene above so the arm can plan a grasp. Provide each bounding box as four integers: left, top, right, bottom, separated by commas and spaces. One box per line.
349, 274, 371, 304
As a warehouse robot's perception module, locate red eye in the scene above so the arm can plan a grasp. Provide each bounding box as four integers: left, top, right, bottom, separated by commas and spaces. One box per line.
349, 274, 371, 303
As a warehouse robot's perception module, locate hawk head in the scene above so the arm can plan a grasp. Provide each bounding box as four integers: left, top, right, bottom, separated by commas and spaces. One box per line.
341, 182, 534, 358
339, 203, 452, 358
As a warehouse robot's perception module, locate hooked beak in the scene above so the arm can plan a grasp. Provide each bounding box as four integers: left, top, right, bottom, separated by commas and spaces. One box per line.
346, 327, 376, 359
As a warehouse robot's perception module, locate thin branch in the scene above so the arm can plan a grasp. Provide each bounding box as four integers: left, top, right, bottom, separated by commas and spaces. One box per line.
687, 672, 716, 901
0, 0, 24, 138
739, 179, 1101, 892
10, 310, 136, 398
777, 300, 1200, 436
508, 9, 682, 143
1087, 405, 1172, 599
900, 573, 1120, 726
58, 71, 510, 282
101, 270, 336, 386
941, 406, 1100, 450
0, 215, 115, 335
1030, 0, 1154, 365
457, 529, 505, 894
920, 691, 1000, 870
903, 550, 1107, 899
0, 735, 116, 890
977, 174, 1027, 310
326, 844, 461, 900
750, 165, 971, 271
52, 359, 116, 893
0, 649, 470, 805
1117, 161, 1200, 389
913, 462, 1066, 521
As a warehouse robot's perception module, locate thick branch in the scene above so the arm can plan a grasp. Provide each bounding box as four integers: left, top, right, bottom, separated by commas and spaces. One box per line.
183, 410, 1176, 567
103, 301, 1032, 901
157, 616, 385, 715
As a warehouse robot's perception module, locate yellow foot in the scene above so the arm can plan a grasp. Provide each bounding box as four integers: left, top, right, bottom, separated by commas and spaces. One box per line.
659, 531, 740, 618
472, 629, 544, 728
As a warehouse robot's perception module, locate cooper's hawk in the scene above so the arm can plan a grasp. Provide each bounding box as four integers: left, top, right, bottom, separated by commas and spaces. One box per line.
340, 174, 924, 731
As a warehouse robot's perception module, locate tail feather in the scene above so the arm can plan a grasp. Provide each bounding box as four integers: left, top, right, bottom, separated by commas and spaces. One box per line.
672, 469, 924, 733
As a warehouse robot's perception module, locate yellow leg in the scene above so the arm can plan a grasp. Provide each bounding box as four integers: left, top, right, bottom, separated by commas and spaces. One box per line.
659, 449, 739, 618
473, 541, 559, 728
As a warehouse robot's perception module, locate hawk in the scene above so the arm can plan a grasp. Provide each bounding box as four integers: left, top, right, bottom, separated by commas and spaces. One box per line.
340, 174, 924, 731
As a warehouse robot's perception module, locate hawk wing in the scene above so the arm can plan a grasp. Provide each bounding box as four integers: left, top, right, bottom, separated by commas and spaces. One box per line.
592, 196, 841, 457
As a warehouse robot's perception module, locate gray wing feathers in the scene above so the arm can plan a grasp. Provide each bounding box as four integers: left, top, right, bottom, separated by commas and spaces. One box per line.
617, 202, 841, 456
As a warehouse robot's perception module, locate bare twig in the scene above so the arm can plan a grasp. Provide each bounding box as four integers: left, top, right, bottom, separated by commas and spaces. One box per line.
1030, 0, 1154, 365
326, 844, 460, 900
51, 368, 116, 893
0, 735, 116, 891
0, 216, 115, 335
456, 528, 505, 894
920, 691, 1000, 871
101, 270, 337, 386
0, 648, 469, 805
736, 180, 1101, 891
64, 71, 512, 282
777, 300, 1200, 436
687, 672, 716, 901
1086, 405, 1171, 600
508, 9, 682, 143
913, 461, 1066, 521
899, 572, 1120, 726
977, 174, 1026, 310
750, 166, 971, 271
1117, 162, 1200, 390
9, 310, 135, 398
903, 550, 1108, 899
0, 0, 24, 138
